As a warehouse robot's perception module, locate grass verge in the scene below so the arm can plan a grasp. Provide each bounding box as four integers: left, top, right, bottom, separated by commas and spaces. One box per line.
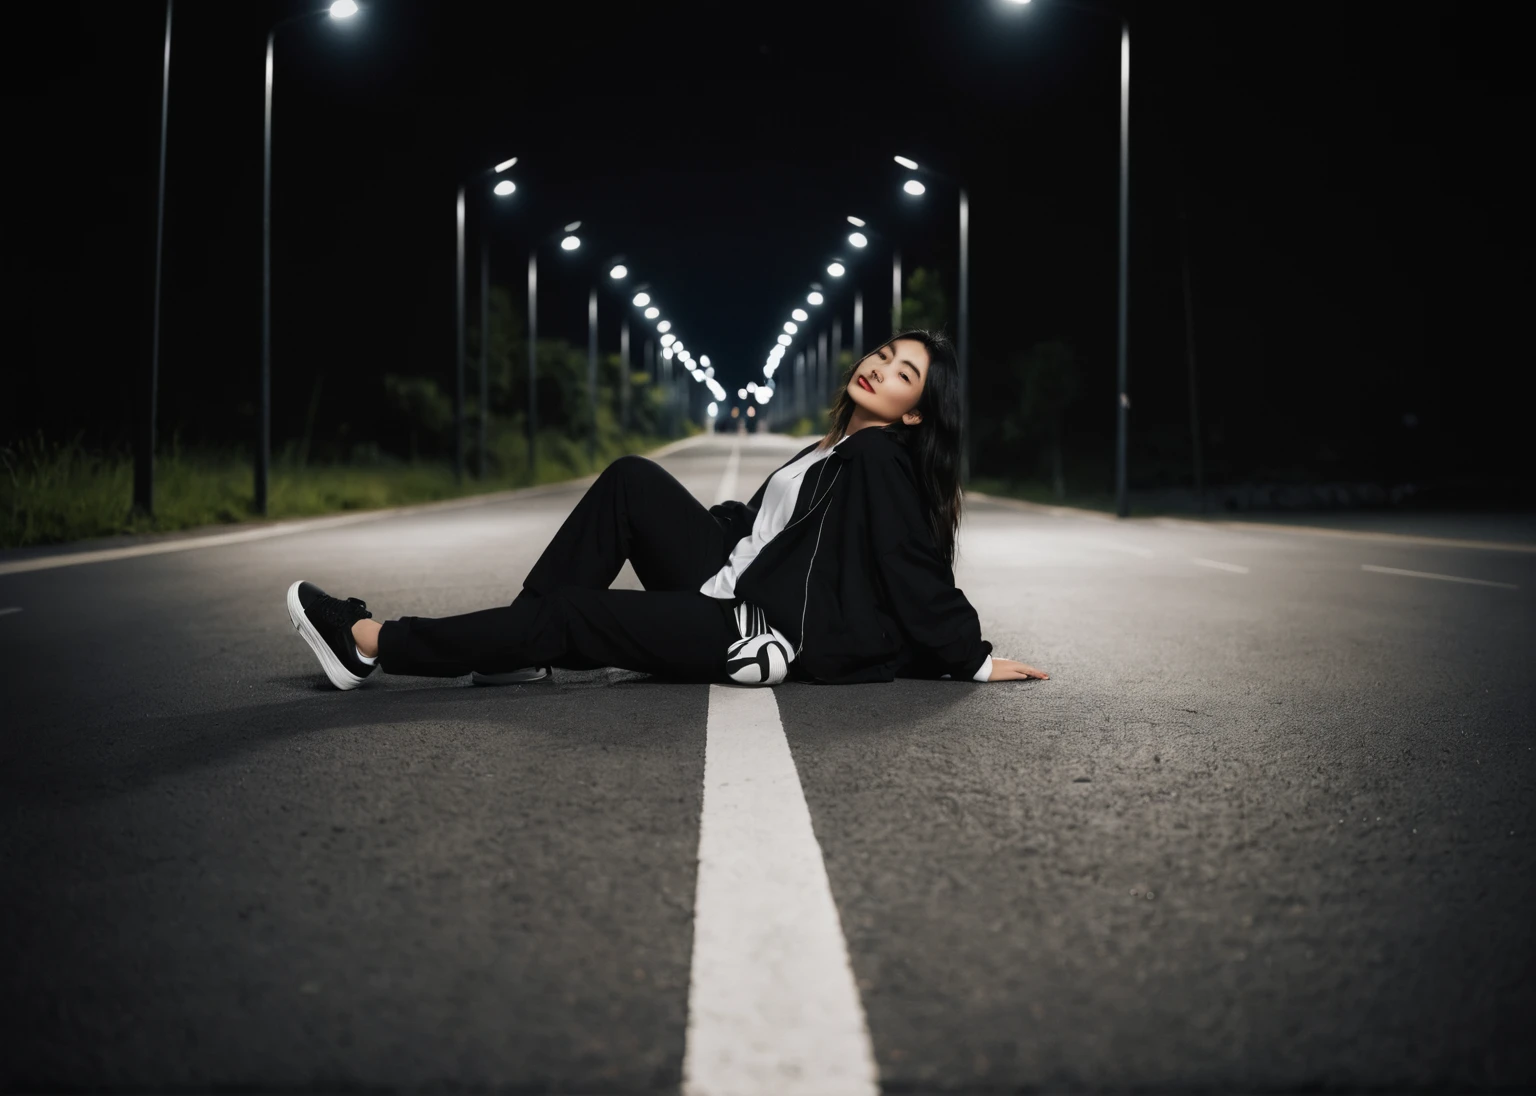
1, 427, 697, 549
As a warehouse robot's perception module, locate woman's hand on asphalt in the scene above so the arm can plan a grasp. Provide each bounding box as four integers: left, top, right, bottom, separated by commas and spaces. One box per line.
989, 658, 1050, 681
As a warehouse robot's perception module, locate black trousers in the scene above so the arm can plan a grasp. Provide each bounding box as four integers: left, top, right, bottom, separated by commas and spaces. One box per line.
376, 455, 741, 683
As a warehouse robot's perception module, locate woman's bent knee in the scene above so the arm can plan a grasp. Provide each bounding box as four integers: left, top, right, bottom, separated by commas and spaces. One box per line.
606, 453, 656, 479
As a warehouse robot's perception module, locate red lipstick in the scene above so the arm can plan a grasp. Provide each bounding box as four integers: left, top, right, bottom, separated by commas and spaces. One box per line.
856, 375, 873, 393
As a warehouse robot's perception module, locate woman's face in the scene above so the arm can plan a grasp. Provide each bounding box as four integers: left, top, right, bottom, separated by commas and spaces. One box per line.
845, 338, 929, 426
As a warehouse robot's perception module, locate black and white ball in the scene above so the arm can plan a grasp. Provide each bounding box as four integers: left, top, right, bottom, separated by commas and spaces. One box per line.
725, 633, 790, 685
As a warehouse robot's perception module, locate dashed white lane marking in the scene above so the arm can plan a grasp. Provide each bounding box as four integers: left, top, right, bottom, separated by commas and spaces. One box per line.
682, 685, 879, 1096
714, 438, 742, 506
0, 606, 22, 617
1190, 557, 1250, 574
1361, 564, 1519, 590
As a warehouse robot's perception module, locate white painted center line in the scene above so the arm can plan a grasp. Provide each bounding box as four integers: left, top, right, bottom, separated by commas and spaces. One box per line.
1361, 564, 1519, 590
1190, 557, 1250, 574
683, 685, 879, 1096
714, 438, 741, 506
0, 606, 22, 617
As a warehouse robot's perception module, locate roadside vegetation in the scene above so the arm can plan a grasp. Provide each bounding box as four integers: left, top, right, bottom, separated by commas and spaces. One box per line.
2, 419, 693, 550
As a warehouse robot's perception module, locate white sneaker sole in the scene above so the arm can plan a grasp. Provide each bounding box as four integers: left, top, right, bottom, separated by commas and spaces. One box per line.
286, 579, 366, 691
471, 666, 551, 686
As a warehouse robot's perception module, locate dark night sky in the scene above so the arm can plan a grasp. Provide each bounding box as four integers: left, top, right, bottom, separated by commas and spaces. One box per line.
2, 0, 1531, 495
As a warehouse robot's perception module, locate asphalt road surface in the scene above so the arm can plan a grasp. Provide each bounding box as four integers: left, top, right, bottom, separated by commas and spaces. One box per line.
3, 432, 1532, 1094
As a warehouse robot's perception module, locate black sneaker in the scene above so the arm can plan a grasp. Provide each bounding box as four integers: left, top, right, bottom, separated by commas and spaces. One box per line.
286, 580, 377, 691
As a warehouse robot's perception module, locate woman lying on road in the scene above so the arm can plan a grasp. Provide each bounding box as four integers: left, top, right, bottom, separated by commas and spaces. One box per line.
287, 329, 1050, 688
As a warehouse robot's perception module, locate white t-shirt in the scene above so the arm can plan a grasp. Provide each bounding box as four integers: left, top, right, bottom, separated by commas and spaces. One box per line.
700, 433, 994, 683
699, 435, 848, 601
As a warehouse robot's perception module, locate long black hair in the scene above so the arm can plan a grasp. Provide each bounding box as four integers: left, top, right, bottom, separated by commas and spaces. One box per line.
816, 329, 964, 568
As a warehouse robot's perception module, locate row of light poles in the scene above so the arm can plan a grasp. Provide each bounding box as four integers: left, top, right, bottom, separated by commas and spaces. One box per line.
136, 0, 1130, 516
755, 0, 1129, 510
455, 174, 717, 476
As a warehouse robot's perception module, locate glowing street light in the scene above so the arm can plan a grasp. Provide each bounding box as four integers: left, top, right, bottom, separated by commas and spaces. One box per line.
783, 321, 798, 334
560, 234, 581, 250
792, 308, 808, 322
632, 292, 650, 307
777, 333, 792, 346
846, 215, 866, 227
644, 306, 659, 319
902, 179, 926, 196
848, 231, 868, 248
657, 320, 671, 333
807, 291, 824, 305
254, 1, 367, 514
699, 355, 710, 367
609, 264, 628, 279
827, 262, 846, 277
450, 151, 519, 487
661, 333, 676, 347
893, 155, 919, 170
738, 388, 748, 399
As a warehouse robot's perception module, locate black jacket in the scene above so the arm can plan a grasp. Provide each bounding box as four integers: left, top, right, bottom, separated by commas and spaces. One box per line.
707, 424, 992, 685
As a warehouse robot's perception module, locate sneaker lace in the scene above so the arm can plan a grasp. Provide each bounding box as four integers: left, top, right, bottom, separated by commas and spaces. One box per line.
316, 594, 372, 630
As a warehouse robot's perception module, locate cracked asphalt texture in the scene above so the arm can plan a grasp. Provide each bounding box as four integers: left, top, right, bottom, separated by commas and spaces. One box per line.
3, 432, 1532, 1093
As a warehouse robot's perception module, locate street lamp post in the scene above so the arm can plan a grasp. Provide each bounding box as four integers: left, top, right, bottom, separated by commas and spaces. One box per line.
478, 227, 489, 479
830, 315, 842, 388
643, 338, 654, 430
620, 316, 630, 432
818, 330, 829, 406
587, 286, 598, 463
454, 188, 465, 482
135, 0, 173, 520
257, 0, 360, 517
1115, 19, 1131, 518
523, 221, 584, 478
959, 185, 970, 482
894, 157, 971, 482
454, 156, 517, 484
999, 1, 1132, 515
527, 250, 538, 477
